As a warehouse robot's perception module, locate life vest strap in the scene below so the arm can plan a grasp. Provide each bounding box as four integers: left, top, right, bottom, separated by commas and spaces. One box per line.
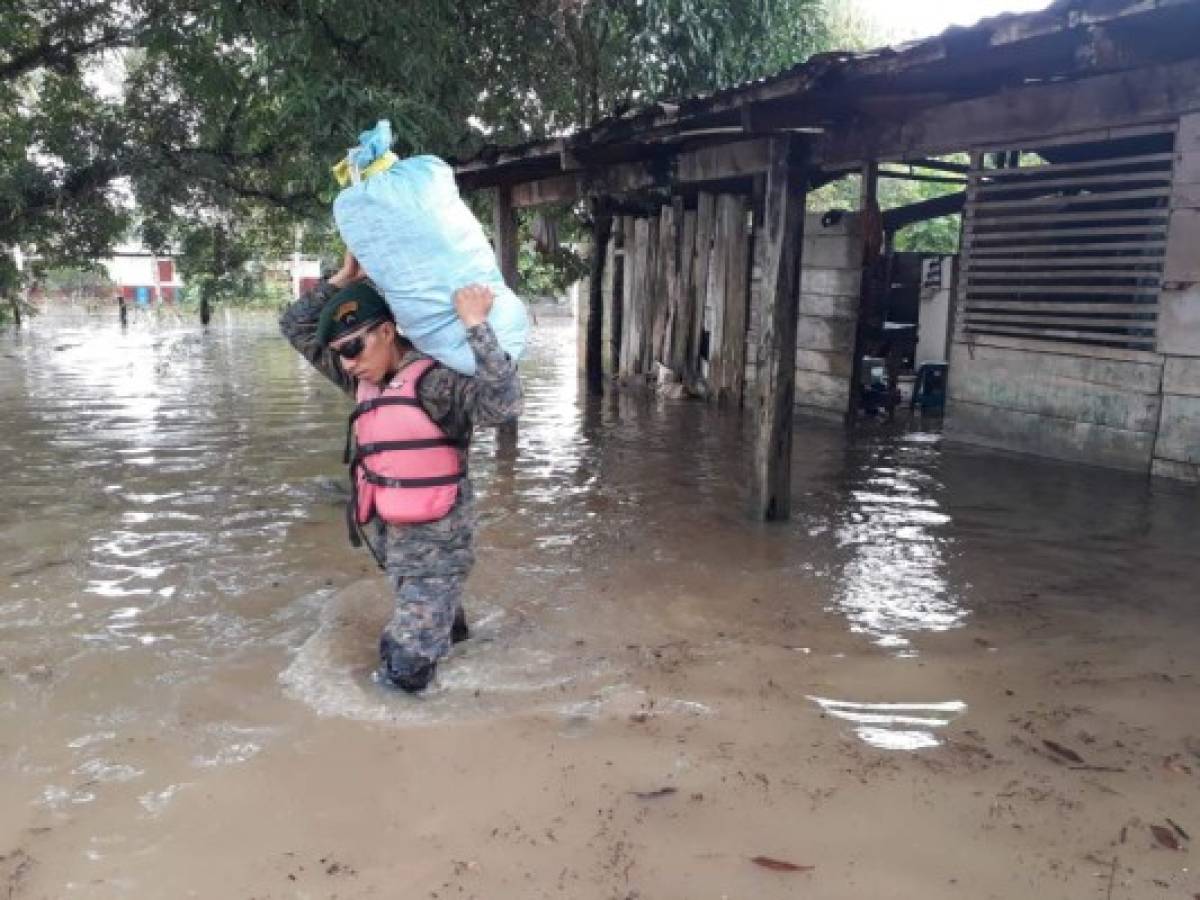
358, 467, 463, 489
350, 396, 423, 424
354, 438, 463, 459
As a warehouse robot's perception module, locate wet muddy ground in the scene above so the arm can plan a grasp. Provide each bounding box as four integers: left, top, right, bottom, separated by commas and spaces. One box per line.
1, 308, 1198, 898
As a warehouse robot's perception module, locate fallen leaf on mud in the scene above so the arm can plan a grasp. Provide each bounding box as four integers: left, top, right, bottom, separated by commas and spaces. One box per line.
751, 856, 814, 873
1149, 824, 1181, 851
1180, 734, 1200, 763
1167, 817, 1190, 842
631, 787, 677, 800
1163, 754, 1193, 775
1043, 739, 1085, 764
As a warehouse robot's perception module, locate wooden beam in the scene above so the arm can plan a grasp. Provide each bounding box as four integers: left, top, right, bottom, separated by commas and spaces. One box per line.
508, 161, 666, 209
512, 174, 579, 208
882, 191, 965, 232
879, 169, 967, 185
910, 157, 971, 174
586, 161, 667, 197
751, 136, 808, 521
493, 186, 519, 290
677, 138, 774, 184
816, 58, 1200, 168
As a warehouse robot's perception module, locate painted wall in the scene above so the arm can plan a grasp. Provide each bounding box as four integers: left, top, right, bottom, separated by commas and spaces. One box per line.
101, 252, 182, 303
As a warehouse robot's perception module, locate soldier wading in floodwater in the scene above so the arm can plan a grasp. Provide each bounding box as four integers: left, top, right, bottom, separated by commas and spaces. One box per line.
280, 252, 522, 692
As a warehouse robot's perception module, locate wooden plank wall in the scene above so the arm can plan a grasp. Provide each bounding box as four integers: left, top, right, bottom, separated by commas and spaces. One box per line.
618, 216, 659, 377
691, 194, 716, 375
708, 195, 752, 403
1153, 111, 1200, 482
601, 218, 623, 376
611, 192, 756, 406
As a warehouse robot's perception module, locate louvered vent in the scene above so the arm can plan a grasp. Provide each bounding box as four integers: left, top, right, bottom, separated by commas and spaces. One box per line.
959, 127, 1176, 352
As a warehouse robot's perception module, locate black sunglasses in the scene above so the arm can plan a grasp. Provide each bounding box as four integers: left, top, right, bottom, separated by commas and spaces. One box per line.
332, 322, 382, 360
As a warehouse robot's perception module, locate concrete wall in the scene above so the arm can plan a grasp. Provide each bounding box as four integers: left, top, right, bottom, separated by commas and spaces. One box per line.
794, 212, 863, 415
946, 342, 1164, 470
942, 115, 1200, 478
1153, 111, 1200, 481
1154, 357, 1200, 481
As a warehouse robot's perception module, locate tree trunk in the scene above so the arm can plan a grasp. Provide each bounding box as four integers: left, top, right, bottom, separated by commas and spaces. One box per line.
8, 294, 21, 327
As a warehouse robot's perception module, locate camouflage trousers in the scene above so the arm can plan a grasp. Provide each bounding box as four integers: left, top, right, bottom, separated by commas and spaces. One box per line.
379, 571, 467, 680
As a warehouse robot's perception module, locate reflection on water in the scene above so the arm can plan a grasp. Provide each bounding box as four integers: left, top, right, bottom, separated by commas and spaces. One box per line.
832, 432, 965, 654
808, 696, 967, 750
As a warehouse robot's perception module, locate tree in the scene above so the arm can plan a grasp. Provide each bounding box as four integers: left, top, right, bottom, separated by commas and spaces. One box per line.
462, 0, 832, 143
3, 0, 862, 319
3, 0, 478, 321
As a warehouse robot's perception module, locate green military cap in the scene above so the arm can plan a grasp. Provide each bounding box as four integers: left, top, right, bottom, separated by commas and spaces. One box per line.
316, 281, 393, 346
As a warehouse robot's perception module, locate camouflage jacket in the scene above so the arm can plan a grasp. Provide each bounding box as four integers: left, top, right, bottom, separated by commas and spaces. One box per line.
279, 279, 523, 575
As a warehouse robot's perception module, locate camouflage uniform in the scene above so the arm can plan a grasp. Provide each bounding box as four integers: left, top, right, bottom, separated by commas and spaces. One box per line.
279, 280, 522, 689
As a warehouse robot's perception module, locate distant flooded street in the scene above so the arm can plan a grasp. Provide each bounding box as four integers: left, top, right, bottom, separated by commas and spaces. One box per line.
2, 309, 1198, 899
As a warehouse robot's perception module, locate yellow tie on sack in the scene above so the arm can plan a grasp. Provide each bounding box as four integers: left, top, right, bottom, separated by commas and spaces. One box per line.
332, 151, 400, 188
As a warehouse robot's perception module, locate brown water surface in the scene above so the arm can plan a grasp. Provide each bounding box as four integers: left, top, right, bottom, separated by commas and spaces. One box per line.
1, 309, 1198, 898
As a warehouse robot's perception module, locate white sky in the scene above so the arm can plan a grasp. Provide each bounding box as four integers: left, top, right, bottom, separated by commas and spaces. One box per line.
853, 0, 1055, 41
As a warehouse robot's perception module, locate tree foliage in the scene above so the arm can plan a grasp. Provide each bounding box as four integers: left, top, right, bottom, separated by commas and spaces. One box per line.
3, 0, 875, 308
465, 0, 833, 143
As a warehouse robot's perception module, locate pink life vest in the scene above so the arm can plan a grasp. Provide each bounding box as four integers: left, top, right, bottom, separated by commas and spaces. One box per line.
347, 357, 462, 527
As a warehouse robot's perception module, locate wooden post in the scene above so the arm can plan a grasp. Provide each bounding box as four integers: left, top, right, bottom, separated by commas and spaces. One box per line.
493, 185, 519, 449
586, 202, 611, 395
609, 219, 624, 375
752, 136, 808, 521
493, 185, 519, 290
846, 161, 879, 417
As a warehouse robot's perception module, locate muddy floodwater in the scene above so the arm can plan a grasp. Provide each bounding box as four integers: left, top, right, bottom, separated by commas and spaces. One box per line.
2, 308, 1199, 899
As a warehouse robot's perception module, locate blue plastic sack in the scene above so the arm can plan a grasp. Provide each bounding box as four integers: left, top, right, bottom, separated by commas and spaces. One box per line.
332, 121, 528, 376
